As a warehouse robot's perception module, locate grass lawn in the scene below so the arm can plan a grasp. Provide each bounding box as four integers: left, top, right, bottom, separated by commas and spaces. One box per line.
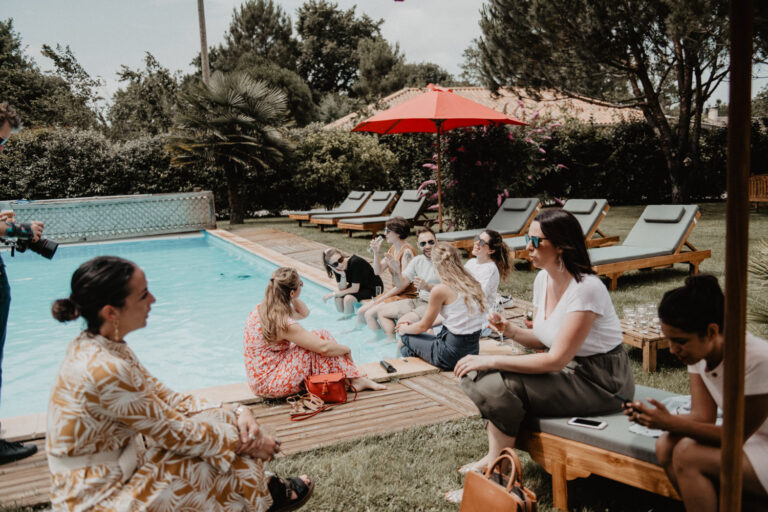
5, 203, 763, 512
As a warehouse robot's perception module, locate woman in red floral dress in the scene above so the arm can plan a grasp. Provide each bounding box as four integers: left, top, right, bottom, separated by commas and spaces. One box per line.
244, 267, 385, 398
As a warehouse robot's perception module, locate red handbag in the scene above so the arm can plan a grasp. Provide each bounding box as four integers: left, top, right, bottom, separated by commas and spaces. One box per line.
290, 373, 357, 422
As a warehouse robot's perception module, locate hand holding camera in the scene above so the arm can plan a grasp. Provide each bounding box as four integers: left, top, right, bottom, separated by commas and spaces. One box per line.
2, 219, 57, 259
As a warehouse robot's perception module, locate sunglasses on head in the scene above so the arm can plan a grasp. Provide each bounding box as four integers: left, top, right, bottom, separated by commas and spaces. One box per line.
525, 234, 548, 248
418, 239, 436, 248
473, 235, 489, 247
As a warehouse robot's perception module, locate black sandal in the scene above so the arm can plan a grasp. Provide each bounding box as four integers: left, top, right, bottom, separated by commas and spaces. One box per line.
267, 475, 314, 512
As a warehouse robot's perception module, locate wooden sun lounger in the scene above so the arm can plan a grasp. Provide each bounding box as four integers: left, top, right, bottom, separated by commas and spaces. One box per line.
310, 191, 398, 231
749, 174, 768, 211
506, 199, 619, 269
287, 190, 372, 226
515, 385, 680, 510
436, 197, 541, 251
336, 189, 427, 237
589, 205, 711, 291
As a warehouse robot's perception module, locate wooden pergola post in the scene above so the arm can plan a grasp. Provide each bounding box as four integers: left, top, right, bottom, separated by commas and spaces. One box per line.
720, 0, 753, 509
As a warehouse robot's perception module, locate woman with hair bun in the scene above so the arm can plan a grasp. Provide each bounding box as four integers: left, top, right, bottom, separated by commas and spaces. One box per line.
243, 267, 384, 398
625, 275, 768, 510
47, 256, 314, 512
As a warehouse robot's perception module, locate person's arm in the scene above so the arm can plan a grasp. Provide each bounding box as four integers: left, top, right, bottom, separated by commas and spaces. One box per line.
456, 310, 597, 377
487, 311, 547, 349
391, 249, 414, 287
1, 219, 44, 242
396, 284, 449, 335
281, 322, 351, 357
291, 297, 310, 319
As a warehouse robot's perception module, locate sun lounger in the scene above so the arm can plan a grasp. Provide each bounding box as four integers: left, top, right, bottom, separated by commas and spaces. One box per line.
435, 197, 541, 251
287, 190, 372, 226
516, 385, 680, 510
336, 190, 427, 237
588, 204, 711, 290
309, 191, 398, 231
504, 199, 619, 268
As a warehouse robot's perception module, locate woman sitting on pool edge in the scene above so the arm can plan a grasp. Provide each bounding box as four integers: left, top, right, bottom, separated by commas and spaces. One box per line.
244, 267, 385, 398
321, 248, 383, 318
48, 256, 312, 511
395, 242, 486, 371
454, 209, 634, 473
624, 275, 768, 510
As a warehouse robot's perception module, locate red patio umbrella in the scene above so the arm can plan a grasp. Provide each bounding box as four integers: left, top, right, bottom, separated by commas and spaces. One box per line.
351, 84, 525, 231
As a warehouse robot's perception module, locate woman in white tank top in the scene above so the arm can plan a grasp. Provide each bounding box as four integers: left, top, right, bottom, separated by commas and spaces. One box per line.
395, 243, 486, 370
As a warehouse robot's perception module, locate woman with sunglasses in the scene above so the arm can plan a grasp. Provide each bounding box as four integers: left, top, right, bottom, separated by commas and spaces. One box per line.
244, 267, 384, 398
454, 209, 634, 473
465, 229, 512, 307
624, 275, 768, 510
321, 248, 384, 317
356, 217, 418, 342
395, 243, 486, 370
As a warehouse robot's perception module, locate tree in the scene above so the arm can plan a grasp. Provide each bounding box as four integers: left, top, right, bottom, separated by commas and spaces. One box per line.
107, 53, 182, 139
397, 62, 453, 89
217, 0, 299, 72
352, 38, 405, 100
296, 0, 382, 95
41, 44, 105, 127
166, 72, 292, 223
460, 39, 483, 86
755, 86, 768, 119
0, 19, 99, 128
477, 0, 733, 201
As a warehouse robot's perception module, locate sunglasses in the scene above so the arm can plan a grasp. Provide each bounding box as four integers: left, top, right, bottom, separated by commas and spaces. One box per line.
384, 228, 391, 234
473, 235, 489, 247
418, 239, 436, 248
329, 257, 344, 268
295, 280, 304, 290
525, 234, 548, 248
0, 136, 8, 147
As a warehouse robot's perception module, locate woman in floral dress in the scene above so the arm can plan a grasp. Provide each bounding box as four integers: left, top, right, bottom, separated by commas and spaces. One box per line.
47, 256, 312, 512
244, 267, 385, 398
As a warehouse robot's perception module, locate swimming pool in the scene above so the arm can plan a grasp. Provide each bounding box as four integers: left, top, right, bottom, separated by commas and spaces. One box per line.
0, 233, 395, 418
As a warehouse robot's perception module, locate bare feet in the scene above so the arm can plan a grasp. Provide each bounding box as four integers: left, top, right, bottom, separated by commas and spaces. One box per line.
458, 454, 493, 475
350, 376, 387, 391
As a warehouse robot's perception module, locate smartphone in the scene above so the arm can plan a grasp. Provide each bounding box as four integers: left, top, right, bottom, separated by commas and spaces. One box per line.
380, 360, 397, 374
568, 417, 607, 430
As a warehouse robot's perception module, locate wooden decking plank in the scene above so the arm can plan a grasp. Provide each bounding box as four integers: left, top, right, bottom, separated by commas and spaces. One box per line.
401, 375, 479, 417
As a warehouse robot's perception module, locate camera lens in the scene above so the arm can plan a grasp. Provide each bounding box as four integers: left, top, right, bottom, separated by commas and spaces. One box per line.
28, 238, 58, 259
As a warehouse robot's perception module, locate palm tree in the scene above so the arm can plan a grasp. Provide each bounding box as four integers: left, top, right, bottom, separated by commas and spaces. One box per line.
167, 71, 292, 223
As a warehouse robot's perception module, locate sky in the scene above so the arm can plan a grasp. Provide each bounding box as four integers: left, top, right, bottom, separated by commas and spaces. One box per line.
3, 0, 766, 107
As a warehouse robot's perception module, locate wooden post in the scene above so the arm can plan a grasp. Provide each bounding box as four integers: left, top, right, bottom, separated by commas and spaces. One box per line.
720, 1, 752, 510
197, 0, 211, 86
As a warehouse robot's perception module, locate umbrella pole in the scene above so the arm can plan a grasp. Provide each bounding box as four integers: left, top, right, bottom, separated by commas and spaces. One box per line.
436, 121, 444, 232
720, 1, 752, 509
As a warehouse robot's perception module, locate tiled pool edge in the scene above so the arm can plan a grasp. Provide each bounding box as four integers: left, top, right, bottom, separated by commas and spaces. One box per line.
206, 229, 335, 291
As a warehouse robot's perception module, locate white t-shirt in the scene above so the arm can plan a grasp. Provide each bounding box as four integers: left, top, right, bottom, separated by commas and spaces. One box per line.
688, 333, 768, 493
465, 259, 500, 306
403, 254, 440, 302
531, 270, 623, 357
442, 294, 486, 334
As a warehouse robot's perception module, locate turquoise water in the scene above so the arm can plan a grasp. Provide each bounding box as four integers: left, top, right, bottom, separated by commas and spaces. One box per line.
0, 233, 394, 419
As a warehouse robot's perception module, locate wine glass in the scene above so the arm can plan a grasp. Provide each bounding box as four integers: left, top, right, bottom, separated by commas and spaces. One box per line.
492, 295, 505, 346
367, 235, 384, 254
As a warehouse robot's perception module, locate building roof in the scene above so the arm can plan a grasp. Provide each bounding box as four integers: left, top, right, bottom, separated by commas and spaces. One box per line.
325, 86, 643, 130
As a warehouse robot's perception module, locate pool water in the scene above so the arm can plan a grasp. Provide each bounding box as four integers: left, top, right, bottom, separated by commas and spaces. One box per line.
0, 233, 395, 418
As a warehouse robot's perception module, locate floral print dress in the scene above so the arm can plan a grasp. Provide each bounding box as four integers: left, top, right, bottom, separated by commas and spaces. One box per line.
243, 304, 363, 398
46, 332, 272, 512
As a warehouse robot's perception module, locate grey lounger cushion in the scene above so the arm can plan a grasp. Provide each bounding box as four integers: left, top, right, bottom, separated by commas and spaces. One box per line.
563, 198, 609, 236
523, 385, 676, 464
437, 197, 540, 242
312, 191, 397, 220
288, 190, 370, 216
342, 190, 427, 226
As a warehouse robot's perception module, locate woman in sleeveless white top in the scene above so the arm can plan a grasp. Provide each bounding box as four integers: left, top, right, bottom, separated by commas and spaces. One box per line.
395, 243, 486, 371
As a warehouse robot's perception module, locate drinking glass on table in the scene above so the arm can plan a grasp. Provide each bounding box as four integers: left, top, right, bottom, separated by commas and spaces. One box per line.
624, 306, 637, 328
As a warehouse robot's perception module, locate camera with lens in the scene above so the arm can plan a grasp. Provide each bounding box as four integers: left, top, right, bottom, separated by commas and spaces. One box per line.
1, 221, 58, 259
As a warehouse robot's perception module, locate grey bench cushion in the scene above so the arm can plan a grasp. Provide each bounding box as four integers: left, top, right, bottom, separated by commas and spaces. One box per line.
588, 245, 672, 265
288, 190, 371, 216
564, 199, 609, 236
643, 205, 685, 223
522, 385, 676, 465
437, 197, 539, 242
504, 235, 527, 251
312, 191, 396, 220
563, 199, 596, 215
341, 215, 390, 225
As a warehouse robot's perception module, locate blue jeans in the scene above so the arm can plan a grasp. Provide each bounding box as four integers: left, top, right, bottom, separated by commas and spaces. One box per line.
400, 327, 480, 371
0, 255, 10, 410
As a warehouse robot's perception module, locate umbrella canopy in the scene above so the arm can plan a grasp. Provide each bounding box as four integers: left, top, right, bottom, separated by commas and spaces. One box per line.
352, 84, 525, 230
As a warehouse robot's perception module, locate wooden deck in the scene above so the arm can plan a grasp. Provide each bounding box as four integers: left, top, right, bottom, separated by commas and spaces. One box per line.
0, 228, 470, 507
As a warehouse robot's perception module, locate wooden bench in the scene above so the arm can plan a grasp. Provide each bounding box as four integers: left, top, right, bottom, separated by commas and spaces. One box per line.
515, 385, 680, 510
749, 174, 768, 211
